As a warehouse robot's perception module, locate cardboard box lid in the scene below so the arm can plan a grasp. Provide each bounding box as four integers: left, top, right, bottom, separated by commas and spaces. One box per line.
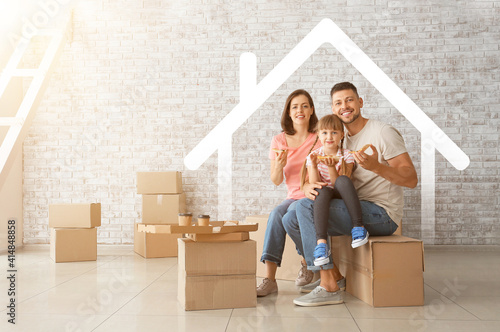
178, 238, 256, 276
137, 222, 258, 235
187, 232, 249, 243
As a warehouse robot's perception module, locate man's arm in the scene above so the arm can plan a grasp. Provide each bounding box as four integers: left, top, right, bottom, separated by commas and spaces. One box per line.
353, 145, 418, 188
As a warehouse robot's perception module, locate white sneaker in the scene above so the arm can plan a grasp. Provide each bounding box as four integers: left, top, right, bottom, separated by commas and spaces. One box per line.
293, 286, 343, 307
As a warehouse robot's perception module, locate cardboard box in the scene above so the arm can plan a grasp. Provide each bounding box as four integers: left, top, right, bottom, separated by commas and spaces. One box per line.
49, 203, 101, 228
50, 228, 97, 263
247, 215, 302, 281
178, 238, 256, 276
137, 171, 182, 194
142, 193, 186, 224
134, 223, 181, 258
339, 235, 424, 307
178, 271, 256, 311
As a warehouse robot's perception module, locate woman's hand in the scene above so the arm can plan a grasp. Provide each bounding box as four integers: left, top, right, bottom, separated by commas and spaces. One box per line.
275, 150, 288, 170
303, 181, 327, 200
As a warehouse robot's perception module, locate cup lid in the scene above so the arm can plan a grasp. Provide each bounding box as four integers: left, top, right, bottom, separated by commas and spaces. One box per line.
178, 213, 192, 216
197, 214, 210, 218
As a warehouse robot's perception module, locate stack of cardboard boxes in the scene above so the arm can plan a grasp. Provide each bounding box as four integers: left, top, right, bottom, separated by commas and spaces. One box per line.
177, 238, 257, 311
135, 171, 186, 258
49, 203, 101, 263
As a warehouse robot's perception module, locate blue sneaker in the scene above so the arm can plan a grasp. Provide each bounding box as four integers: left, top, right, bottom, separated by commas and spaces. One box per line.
313, 243, 330, 266
351, 227, 369, 248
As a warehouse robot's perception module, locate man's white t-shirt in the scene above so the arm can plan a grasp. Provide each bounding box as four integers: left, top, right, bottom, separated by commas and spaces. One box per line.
344, 119, 408, 224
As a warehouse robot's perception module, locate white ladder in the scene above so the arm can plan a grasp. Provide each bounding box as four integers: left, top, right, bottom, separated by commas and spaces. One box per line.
0, 16, 71, 186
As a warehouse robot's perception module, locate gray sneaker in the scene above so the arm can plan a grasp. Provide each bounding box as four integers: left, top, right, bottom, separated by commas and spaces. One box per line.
293, 286, 344, 307
300, 277, 346, 293
295, 261, 314, 286
256, 278, 278, 297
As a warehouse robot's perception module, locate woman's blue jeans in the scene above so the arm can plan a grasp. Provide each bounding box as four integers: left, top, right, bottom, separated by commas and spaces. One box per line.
260, 199, 300, 266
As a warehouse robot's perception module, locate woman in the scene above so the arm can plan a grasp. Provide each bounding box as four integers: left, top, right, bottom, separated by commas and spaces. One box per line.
257, 89, 321, 297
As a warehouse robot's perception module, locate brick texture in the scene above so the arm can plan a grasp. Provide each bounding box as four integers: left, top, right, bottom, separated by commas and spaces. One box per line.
20, 0, 499, 244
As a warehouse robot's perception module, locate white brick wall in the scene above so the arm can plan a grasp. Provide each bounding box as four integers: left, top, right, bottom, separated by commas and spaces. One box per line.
21, 0, 499, 244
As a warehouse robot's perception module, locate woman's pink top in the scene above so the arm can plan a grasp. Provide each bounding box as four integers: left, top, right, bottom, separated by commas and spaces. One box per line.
269, 132, 321, 199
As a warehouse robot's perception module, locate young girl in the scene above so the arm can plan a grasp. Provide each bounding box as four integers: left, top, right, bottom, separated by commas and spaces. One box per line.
306, 114, 369, 266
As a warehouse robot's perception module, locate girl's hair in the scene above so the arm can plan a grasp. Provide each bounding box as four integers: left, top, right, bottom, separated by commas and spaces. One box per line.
281, 89, 318, 135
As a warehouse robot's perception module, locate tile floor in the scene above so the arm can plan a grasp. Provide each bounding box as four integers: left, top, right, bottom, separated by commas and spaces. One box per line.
0, 245, 499, 332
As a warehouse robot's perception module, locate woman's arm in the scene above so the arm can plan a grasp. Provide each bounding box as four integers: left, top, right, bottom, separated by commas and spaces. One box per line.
270, 150, 287, 186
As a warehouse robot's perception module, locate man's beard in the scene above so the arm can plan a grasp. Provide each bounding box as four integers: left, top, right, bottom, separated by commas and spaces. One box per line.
340, 110, 360, 125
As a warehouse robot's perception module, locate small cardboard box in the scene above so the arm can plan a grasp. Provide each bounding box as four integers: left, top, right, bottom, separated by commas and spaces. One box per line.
339, 235, 424, 307
178, 238, 256, 276
137, 171, 182, 194
178, 271, 256, 311
134, 223, 181, 258
49, 203, 101, 228
142, 193, 186, 224
247, 215, 301, 281
50, 228, 97, 263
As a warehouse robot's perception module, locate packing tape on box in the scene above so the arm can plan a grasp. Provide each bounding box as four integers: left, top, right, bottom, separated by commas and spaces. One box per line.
157, 195, 163, 205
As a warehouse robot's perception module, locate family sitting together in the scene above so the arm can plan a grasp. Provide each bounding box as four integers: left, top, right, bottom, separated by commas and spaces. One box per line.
258, 82, 418, 307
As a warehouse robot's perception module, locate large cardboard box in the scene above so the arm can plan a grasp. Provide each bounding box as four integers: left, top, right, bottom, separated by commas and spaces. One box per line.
50, 228, 97, 263
49, 203, 101, 228
339, 235, 424, 307
134, 223, 181, 258
177, 238, 257, 310
178, 271, 256, 311
142, 193, 186, 224
247, 215, 302, 281
137, 171, 182, 194
178, 238, 256, 275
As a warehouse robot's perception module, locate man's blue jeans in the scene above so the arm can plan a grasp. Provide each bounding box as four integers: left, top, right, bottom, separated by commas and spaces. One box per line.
283, 197, 398, 271
260, 199, 300, 266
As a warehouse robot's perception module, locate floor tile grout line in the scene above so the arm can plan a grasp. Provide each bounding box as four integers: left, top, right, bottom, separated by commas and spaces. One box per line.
224, 309, 234, 332
2, 254, 130, 310
424, 281, 482, 321
90, 257, 179, 331
344, 301, 363, 332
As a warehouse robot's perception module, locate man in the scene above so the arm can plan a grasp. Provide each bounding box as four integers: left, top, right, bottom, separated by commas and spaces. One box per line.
283, 82, 418, 306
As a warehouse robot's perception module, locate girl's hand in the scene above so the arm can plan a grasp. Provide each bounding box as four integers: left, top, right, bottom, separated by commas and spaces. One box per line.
322, 156, 338, 167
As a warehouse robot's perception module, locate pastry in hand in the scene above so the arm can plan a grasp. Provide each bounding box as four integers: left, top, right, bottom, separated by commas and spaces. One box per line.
349, 144, 371, 154
317, 155, 341, 163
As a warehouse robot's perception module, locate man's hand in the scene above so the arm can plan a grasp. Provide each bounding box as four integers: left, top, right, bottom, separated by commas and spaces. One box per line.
352, 144, 379, 172
303, 181, 327, 200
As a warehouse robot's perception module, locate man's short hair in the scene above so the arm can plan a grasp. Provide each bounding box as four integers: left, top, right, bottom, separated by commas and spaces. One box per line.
330, 82, 359, 99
